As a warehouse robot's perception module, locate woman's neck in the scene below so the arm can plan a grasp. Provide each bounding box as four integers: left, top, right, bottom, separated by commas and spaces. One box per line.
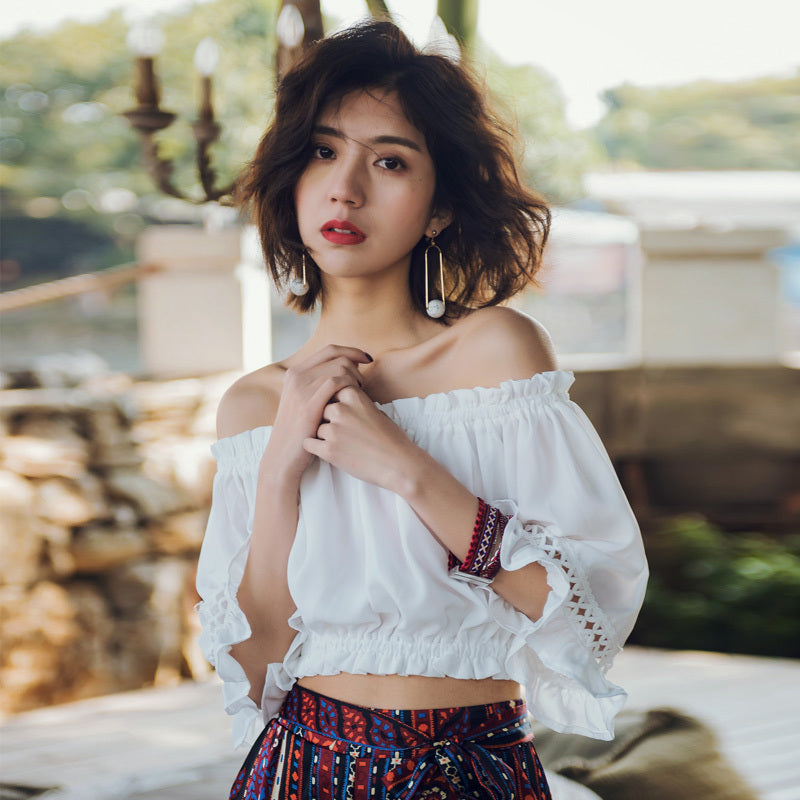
306, 276, 442, 357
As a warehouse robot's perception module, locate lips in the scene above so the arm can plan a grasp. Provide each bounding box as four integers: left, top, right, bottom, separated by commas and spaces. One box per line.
320, 219, 366, 245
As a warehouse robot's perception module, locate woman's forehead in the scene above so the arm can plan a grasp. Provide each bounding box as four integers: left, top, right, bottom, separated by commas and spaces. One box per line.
315, 89, 427, 150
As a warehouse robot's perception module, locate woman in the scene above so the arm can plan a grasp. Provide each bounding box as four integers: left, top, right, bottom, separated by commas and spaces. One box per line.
197, 20, 647, 800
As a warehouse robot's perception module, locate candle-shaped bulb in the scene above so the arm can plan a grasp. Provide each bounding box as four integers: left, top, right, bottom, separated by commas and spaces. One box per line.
277, 3, 305, 48
126, 23, 165, 57
194, 37, 219, 77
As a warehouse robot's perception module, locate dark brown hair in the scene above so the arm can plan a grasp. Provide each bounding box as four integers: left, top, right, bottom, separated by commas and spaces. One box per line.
238, 19, 550, 319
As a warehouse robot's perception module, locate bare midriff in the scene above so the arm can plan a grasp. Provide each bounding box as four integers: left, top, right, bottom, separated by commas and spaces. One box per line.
297, 674, 521, 709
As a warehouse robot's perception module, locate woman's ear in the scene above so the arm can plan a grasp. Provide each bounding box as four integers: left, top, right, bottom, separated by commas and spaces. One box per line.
426, 208, 454, 238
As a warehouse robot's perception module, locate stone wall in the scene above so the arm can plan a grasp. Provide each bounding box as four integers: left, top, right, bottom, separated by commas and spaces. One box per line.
0, 368, 233, 713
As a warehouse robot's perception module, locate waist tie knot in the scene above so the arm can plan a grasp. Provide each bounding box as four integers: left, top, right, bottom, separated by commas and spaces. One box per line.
383, 736, 524, 800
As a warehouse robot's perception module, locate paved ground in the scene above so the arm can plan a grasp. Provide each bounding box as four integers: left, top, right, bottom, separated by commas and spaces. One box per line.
1, 647, 798, 800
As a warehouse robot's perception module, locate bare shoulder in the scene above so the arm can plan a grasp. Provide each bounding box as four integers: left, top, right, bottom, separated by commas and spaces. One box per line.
215, 363, 285, 440
452, 306, 557, 384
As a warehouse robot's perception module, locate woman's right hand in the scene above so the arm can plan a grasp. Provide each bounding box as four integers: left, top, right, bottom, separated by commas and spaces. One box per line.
260, 345, 372, 485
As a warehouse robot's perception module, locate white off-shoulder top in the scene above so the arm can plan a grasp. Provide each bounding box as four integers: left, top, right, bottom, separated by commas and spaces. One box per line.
196, 370, 648, 748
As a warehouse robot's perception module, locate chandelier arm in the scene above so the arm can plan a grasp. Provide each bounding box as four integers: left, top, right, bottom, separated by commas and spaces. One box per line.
196, 139, 216, 199
140, 133, 190, 201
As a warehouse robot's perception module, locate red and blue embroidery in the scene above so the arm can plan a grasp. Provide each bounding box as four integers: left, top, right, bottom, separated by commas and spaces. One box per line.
229, 684, 551, 800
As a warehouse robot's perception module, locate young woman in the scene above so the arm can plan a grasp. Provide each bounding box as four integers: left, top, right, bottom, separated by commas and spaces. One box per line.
197, 20, 647, 800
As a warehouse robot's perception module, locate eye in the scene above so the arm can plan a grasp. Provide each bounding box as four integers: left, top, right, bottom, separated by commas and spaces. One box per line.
312, 144, 335, 160
377, 156, 404, 171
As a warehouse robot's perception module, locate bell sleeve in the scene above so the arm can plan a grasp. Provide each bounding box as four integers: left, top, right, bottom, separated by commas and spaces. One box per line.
195, 431, 297, 748
455, 375, 648, 740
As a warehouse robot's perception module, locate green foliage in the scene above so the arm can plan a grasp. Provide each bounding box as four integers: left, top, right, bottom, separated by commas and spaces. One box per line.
0, 0, 278, 284
481, 51, 596, 203
631, 516, 800, 657
594, 72, 800, 170
0, 0, 588, 287
437, 0, 479, 50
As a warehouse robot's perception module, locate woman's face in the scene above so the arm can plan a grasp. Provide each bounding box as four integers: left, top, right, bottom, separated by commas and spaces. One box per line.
294, 89, 449, 288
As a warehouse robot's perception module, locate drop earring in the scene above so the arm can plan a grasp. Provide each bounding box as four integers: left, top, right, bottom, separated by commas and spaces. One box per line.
289, 251, 309, 296
424, 230, 445, 319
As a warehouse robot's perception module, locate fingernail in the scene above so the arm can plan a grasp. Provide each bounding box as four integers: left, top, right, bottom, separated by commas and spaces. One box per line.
364, 352, 373, 362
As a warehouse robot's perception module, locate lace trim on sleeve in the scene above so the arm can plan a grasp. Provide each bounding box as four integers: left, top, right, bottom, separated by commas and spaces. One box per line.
537, 530, 620, 673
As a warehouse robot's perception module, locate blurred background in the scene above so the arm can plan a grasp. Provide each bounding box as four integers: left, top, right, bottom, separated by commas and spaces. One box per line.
0, 0, 799, 792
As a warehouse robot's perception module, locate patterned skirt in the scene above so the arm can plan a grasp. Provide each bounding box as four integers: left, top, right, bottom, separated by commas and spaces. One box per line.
229, 683, 552, 800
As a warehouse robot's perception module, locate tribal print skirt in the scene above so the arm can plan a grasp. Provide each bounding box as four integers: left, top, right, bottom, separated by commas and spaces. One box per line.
229, 684, 552, 800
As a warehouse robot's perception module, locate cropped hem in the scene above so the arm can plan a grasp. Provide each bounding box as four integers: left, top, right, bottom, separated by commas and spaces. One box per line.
289, 627, 624, 741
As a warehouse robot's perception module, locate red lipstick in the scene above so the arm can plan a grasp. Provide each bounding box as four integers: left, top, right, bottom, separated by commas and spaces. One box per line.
320, 219, 366, 245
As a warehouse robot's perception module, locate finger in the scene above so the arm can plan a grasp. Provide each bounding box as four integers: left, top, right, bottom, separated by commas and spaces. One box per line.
303, 437, 327, 460
321, 402, 339, 422
333, 385, 362, 405
304, 357, 364, 391
313, 373, 363, 407
299, 344, 373, 371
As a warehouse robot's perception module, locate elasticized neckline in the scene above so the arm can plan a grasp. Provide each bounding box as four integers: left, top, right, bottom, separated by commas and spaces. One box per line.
378, 369, 573, 427
211, 369, 574, 462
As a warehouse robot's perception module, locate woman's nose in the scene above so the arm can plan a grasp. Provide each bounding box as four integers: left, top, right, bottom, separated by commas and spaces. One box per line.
328, 158, 365, 207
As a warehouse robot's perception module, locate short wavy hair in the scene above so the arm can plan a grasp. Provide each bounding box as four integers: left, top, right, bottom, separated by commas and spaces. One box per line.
238, 19, 550, 320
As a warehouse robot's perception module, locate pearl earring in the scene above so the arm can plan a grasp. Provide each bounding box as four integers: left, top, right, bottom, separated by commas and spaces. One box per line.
290, 251, 309, 296
425, 230, 445, 319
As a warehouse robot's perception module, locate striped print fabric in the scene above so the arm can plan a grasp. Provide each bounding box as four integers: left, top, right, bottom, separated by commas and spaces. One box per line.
229, 684, 551, 800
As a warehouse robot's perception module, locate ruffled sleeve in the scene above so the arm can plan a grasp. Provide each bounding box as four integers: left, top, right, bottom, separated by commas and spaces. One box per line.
502, 376, 646, 739
446, 372, 648, 740
195, 427, 297, 748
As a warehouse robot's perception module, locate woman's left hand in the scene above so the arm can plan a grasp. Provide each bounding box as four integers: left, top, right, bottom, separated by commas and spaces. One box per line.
303, 386, 418, 493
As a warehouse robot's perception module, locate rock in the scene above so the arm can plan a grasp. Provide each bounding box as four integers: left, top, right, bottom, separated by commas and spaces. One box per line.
112, 503, 139, 527
1, 435, 89, 479
0, 370, 226, 712
35, 475, 108, 526
111, 618, 161, 690
191, 398, 220, 437
70, 525, 149, 572
14, 414, 85, 441
149, 558, 195, 685
130, 377, 205, 418
105, 560, 157, 614
129, 378, 205, 440
106, 468, 187, 519
0, 468, 36, 508
0, 581, 115, 711
13, 351, 109, 389
39, 520, 76, 577
89, 406, 141, 468
139, 436, 216, 507
0, 471, 42, 586
149, 510, 208, 555
104, 558, 193, 688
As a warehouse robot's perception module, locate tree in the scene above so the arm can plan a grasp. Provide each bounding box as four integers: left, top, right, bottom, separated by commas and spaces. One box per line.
594, 72, 800, 170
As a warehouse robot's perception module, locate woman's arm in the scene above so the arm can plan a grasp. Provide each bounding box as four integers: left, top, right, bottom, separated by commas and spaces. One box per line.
220, 346, 372, 702
303, 308, 557, 622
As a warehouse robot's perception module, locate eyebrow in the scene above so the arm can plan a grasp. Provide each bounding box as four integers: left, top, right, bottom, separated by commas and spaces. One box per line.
314, 125, 423, 153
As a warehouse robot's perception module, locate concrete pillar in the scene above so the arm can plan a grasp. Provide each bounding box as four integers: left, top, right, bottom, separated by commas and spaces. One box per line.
639, 227, 788, 366
136, 225, 271, 378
